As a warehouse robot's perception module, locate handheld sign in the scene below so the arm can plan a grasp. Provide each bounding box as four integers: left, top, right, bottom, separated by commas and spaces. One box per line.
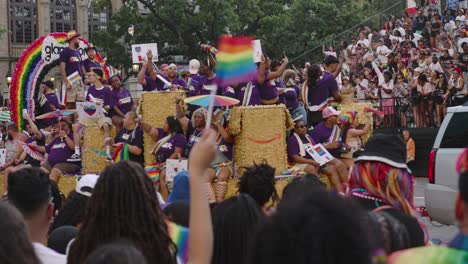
252, 39, 263, 63
132, 43, 158, 63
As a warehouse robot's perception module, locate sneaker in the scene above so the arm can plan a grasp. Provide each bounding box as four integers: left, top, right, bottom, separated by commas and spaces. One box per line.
67, 153, 81, 162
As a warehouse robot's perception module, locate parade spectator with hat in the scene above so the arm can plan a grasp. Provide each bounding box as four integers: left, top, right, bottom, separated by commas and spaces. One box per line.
81, 43, 101, 85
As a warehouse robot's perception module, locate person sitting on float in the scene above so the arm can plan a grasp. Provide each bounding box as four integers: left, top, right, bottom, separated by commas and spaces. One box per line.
108, 75, 135, 132
309, 106, 349, 191
204, 110, 234, 203
105, 111, 144, 165
68, 68, 113, 163
139, 115, 186, 200
287, 119, 344, 191
32, 119, 80, 182
338, 111, 373, 169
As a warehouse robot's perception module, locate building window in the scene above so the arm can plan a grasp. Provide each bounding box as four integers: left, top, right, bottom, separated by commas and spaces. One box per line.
88, 3, 111, 41
9, 0, 37, 44
50, 0, 76, 33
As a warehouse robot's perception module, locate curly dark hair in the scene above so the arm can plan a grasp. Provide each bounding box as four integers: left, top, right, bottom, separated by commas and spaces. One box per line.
0, 203, 40, 264
212, 194, 263, 264
248, 191, 371, 264
237, 161, 279, 208
280, 174, 326, 208
49, 190, 89, 234
67, 161, 177, 264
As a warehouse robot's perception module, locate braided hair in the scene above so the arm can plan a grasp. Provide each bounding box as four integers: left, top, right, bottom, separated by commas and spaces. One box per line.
67, 161, 176, 264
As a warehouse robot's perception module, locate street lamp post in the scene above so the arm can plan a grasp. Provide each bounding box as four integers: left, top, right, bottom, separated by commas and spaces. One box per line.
132, 63, 140, 77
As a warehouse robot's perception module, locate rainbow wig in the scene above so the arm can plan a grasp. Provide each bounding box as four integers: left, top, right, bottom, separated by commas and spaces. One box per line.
348, 161, 415, 217
339, 111, 357, 128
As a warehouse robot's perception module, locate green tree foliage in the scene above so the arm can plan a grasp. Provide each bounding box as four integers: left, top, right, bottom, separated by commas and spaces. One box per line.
92, 0, 405, 74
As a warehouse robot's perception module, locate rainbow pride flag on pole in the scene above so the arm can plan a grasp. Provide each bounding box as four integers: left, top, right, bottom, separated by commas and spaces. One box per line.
112, 144, 129, 162
216, 36, 257, 86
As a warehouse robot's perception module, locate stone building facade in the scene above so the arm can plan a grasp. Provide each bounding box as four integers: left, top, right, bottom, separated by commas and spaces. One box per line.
0, 0, 124, 101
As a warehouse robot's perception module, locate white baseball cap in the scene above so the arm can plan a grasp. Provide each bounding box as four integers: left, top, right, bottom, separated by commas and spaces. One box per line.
76, 174, 99, 197
189, 59, 200, 74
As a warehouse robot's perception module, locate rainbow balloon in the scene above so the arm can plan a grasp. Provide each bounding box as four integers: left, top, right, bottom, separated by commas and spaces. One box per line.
10, 32, 113, 129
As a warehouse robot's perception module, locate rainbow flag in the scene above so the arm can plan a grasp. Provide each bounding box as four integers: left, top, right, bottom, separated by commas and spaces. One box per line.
166, 220, 189, 263
145, 163, 163, 185
216, 36, 257, 86
112, 144, 129, 162
201, 44, 219, 56
364, 107, 384, 124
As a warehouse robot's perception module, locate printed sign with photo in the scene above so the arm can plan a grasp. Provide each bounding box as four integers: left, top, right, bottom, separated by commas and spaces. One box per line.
166, 159, 188, 182
131, 43, 158, 63
305, 143, 334, 166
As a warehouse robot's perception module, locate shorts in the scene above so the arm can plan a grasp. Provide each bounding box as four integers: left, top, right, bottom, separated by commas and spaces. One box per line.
210, 161, 234, 177
62, 82, 84, 103
42, 160, 81, 174
79, 117, 112, 128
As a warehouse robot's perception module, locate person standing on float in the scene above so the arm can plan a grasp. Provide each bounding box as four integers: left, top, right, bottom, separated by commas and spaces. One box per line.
59, 30, 83, 110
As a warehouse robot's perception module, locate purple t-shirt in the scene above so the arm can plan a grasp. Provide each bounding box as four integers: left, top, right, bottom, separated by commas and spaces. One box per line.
236, 82, 261, 106
110, 88, 133, 115
82, 59, 101, 73
45, 133, 75, 167
281, 85, 300, 110
186, 77, 202, 97
86, 85, 112, 106
199, 76, 218, 95
143, 74, 159, 92
154, 128, 187, 162
59, 47, 82, 77
258, 71, 279, 100
42, 93, 60, 113
190, 74, 203, 84
309, 122, 342, 157
287, 134, 314, 163
308, 71, 338, 106
24, 134, 45, 166
222, 86, 237, 99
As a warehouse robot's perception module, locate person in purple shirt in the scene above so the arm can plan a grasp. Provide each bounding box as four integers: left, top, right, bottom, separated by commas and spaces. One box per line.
305, 56, 342, 126
198, 56, 219, 95
235, 82, 262, 106
287, 119, 345, 190
109, 75, 134, 132
309, 107, 349, 191
188, 59, 204, 84
38, 80, 60, 129
69, 68, 113, 163
281, 69, 307, 124
32, 120, 80, 182
140, 115, 186, 200
257, 55, 288, 105
81, 43, 101, 85
60, 30, 83, 109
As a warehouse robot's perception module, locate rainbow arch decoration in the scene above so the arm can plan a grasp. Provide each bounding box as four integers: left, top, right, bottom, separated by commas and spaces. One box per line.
10, 32, 117, 129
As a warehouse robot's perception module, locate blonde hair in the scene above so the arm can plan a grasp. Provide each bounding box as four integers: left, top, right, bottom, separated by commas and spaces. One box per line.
283, 69, 296, 81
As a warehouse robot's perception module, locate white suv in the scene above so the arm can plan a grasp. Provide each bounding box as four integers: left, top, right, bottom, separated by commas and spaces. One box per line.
424, 103, 468, 225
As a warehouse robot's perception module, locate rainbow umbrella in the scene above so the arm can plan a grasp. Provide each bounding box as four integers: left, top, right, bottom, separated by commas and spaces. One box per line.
184, 95, 239, 107
35, 110, 76, 119
17, 141, 45, 161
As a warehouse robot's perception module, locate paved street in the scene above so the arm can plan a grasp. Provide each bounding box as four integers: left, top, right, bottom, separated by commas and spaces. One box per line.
414, 177, 458, 244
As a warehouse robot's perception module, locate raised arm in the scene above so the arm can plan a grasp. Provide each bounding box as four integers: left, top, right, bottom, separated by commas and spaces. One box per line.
138, 119, 159, 141
146, 50, 157, 81
137, 62, 148, 87
257, 55, 267, 85
266, 56, 288, 80
188, 129, 215, 264
175, 98, 189, 132
372, 61, 385, 86
23, 112, 43, 140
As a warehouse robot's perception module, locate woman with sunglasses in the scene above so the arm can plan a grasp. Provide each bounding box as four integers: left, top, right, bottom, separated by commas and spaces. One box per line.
394, 74, 410, 127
